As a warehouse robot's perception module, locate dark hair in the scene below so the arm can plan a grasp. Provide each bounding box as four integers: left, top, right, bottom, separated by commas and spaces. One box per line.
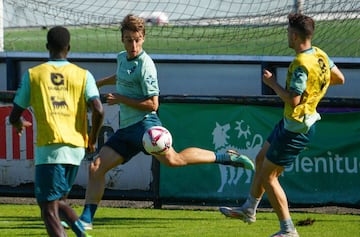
47, 26, 70, 51
288, 13, 315, 40
120, 14, 145, 37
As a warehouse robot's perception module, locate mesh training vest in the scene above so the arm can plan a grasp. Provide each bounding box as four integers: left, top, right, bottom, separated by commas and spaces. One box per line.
284, 47, 331, 122
29, 63, 88, 147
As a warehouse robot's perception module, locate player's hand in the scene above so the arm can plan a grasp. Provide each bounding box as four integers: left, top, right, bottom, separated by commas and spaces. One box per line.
85, 142, 98, 161
106, 93, 122, 105
86, 142, 96, 153
262, 69, 276, 87
13, 119, 32, 136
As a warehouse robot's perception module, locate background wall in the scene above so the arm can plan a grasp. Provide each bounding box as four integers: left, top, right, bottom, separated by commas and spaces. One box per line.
0, 53, 359, 207
1, 52, 360, 98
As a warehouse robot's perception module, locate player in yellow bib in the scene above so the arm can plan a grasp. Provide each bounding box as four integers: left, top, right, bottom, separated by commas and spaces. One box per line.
219, 13, 345, 237
10, 26, 104, 237
28, 63, 89, 147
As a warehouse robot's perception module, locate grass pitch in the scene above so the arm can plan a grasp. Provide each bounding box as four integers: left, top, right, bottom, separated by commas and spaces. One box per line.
0, 203, 359, 237
4, 19, 360, 57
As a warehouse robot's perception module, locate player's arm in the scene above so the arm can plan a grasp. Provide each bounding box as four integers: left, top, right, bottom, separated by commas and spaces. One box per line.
87, 98, 104, 153
85, 71, 105, 152
96, 74, 116, 88
262, 69, 301, 107
9, 72, 32, 135
329, 65, 345, 85
106, 94, 159, 112
9, 103, 32, 136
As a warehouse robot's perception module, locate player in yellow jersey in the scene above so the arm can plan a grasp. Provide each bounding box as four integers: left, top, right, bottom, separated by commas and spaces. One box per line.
219, 13, 345, 237
10, 26, 104, 237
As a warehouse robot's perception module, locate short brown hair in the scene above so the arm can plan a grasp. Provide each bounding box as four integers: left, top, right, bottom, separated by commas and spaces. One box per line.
288, 13, 315, 40
120, 14, 145, 37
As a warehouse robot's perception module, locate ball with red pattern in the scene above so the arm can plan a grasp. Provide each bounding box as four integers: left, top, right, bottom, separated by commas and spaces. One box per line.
142, 126, 172, 155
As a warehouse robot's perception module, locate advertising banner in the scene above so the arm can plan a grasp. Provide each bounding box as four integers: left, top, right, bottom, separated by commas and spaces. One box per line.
0, 103, 152, 191
2, 99, 359, 205
158, 103, 360, 205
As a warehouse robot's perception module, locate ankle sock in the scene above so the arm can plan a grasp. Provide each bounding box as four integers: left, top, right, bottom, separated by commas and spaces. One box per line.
242, 194, 261, 215
215, 152, 231, 165
280, 218, 295, 232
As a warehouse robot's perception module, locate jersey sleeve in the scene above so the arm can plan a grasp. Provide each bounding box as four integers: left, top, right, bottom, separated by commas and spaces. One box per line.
140, 58, 159, 97
13, 71, 31, 108
328, 56, 335, 69
85, 70, 100, 101
290, 66, 308, 95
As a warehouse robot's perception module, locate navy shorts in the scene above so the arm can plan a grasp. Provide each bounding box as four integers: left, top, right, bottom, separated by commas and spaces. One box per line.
104, 112, 162, 163
266, 119, 315, 167
35, 164, 79, 203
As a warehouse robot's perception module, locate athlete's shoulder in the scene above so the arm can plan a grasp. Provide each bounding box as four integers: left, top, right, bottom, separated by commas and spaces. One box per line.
294, 47, 319, 62
30, 62, 50, 70
141, 50, 153, 59
117, 51, 127, 59
312, 46, 327, 54
311, 46, 331, 65
139, 51, 155, 66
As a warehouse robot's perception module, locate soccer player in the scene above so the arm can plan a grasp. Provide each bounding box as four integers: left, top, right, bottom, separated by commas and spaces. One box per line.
9, 26, 104, 237
78, 14, 255, 230
219, 13, 345, 237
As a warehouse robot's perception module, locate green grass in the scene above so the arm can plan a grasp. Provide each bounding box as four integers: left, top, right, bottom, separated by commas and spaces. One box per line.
4, 18, 360, 57
0, 203, 359, 236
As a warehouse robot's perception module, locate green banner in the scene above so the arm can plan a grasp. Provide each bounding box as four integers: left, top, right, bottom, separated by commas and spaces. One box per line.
158, 103, 360, 205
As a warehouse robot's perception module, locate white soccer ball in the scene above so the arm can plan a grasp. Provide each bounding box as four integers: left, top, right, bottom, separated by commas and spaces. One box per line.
142, 126, 172, 155
139, 11, 169, 26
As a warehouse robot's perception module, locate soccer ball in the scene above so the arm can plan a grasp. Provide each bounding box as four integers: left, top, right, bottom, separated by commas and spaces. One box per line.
139, 11, 169, 26
142, 126, 172, 155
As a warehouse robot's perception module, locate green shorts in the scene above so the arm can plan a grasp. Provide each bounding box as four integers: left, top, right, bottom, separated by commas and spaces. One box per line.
35, 164, 79, 203
266, 119, 315, 167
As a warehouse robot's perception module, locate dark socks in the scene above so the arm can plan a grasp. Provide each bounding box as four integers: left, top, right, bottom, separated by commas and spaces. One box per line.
80, 204, 98, 223
214, 152, 231, 165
